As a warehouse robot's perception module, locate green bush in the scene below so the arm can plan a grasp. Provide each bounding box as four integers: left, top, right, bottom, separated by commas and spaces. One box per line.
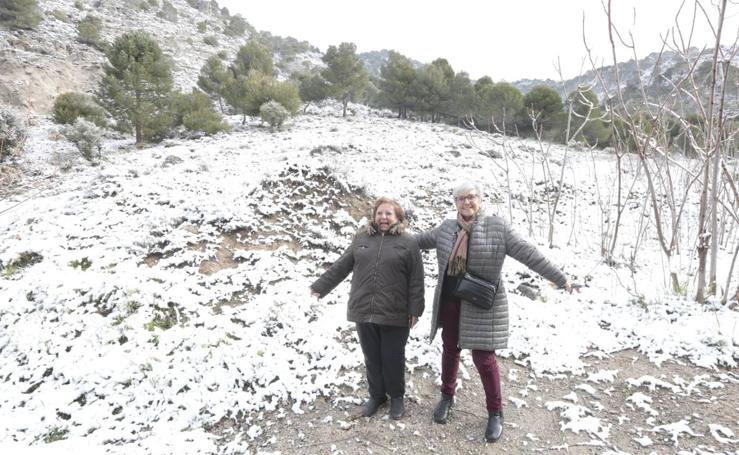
0, 0, 42, 29
52, 92, 106, 126
74, 0, 84, 10
172, 89, 229, 135
196, 20, 207, 33
63, 118, 103, 162
0, 108, 25, 162
203, 35, 218, 46
259, 100, 289, 130
77, 14, 103, 47
223, 14, 247, 36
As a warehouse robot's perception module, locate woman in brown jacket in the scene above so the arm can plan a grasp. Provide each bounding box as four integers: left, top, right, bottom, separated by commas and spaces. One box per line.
417, 181, 572, 442
310, 197, 425, 420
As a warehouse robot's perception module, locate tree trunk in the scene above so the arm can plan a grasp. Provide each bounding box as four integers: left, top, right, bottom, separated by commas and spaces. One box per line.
342, 98, 348, 117
695, 161, 712, 303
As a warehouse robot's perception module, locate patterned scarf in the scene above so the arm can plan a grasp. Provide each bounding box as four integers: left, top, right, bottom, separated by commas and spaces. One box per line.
447, 213, 475, 276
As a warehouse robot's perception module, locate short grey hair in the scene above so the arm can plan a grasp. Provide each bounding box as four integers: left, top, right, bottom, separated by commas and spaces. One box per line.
452, 180, 484, 201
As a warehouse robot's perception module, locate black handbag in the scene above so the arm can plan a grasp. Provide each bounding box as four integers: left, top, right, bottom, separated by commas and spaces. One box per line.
453, 272, 498, 310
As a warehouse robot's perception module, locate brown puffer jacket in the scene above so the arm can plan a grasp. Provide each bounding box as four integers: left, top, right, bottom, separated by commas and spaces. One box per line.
310, 222, 425, 327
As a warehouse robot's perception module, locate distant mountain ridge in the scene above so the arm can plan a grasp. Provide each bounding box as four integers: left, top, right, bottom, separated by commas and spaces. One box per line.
1, 0, 735, 116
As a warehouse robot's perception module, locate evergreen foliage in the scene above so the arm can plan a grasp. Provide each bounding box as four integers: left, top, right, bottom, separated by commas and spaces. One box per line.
413, 59, 454, 121
223, 14, 248, 37
197, 55, 230, 111
486, 82, 524, 134
231, 40, 274, 78
566, 86, 611, 146
77, 14, 103, 48
296, 73, 329, 113
63, 118, 103, 162
0, 0, 42, 30
171, 89, 229, 135
321, 42, 369, 117
98, 30, 174, 144
223, 73, 300, 123
378, 51, 416, 119
523, 85, 563, 130
447, 72, 476, 124
259, 100, 289, 130
0, 108, 25, 162
52, 92, 107, 127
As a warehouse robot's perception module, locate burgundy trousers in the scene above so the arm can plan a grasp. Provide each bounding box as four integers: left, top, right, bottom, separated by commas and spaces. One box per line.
439, 297, 502, 412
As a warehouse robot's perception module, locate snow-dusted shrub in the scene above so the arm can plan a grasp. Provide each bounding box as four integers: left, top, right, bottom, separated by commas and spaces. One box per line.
77, 14, 103, 47
259, 100, 289, 130
63, 118, 103, 162
203, 34, 218, 46
157, 0, 177, 22
0, 0, 42, 30
52, 92, 107, 127
0, 108, 25, 162
172, 89, 229, 135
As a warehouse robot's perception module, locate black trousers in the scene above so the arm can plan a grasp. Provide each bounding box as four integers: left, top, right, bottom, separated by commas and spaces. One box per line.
355, 322, 410, 399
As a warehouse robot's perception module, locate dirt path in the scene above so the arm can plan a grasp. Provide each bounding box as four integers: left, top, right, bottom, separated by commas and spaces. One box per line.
245, 350, 739, 454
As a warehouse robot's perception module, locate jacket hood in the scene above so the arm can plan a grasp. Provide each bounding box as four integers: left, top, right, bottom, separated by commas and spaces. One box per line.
365, 219, 407, 236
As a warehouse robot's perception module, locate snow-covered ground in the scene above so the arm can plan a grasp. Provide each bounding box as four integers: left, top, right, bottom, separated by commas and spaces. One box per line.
0, 103, 737, 454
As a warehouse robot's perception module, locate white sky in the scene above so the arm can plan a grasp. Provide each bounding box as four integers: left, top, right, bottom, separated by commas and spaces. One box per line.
219, 0, 738, 81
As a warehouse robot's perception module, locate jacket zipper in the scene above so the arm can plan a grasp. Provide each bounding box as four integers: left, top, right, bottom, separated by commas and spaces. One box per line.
369, 232, 385, 319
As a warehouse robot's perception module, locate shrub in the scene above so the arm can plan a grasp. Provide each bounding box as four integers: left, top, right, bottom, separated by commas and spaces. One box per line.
74, 0, 84, 10
172, 89, 229, 135
196, 20, 206, 33
157, 0, 177, 22
63, 118, 103, 162
203, 35, 218, 46
0, 108, 25, 162
259, 100, 289, 130
0, 0, 42, 29
223, 14, 247, 36
77, 14, 103, 47
52, 92, 106, 126
51, 9, 71, 22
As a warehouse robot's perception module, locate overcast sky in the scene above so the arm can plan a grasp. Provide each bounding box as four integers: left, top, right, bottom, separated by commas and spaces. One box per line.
219, 0, 738, 82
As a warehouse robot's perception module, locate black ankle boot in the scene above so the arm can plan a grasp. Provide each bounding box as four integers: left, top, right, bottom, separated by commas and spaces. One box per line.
389, 397, 404, 420
433, 393, 454, 424
361, 396, 387, 417
485, 410, 503, 442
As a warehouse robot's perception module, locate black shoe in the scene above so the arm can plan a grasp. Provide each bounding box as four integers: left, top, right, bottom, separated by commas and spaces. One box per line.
485, 410, 503, 442
361, 396, 387, 417
389, 397, 404, 420
433, 393, 454, 424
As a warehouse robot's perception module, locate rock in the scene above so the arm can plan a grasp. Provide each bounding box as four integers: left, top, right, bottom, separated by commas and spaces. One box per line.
162, 155, 184, 167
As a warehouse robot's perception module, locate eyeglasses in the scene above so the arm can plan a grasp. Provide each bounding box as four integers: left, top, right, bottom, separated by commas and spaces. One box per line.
455, 195, 479, 203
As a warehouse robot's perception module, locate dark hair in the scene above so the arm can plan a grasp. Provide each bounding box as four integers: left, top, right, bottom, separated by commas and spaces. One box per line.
372, 197, 405, 222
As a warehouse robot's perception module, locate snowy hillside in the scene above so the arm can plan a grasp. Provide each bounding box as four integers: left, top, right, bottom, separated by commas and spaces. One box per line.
1, 102, 738, 454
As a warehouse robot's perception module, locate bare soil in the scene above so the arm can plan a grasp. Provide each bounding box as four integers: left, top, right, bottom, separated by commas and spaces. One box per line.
245, 350, 739, 454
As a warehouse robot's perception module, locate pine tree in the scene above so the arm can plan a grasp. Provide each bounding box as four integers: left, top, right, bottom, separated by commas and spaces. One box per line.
378, 51, 416, 119
98, 30, 174, 144
321, 42, 369, 117
231, 40, 274, 78
0, 0, 42, 30
523, 85, 563, 131
197, 55, 230, 111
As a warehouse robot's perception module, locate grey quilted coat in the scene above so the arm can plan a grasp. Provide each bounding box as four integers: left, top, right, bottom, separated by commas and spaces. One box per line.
417, 215, 568, 351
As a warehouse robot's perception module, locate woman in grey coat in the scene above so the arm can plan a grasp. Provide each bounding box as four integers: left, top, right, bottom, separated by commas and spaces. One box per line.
310, 197, 425, 420
417, 181, 571, 443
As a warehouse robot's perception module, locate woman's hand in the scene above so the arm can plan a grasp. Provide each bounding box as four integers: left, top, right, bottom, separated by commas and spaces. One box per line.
409, 315, 418, 328
309, 288, 320, 300
564, 281, 573, 294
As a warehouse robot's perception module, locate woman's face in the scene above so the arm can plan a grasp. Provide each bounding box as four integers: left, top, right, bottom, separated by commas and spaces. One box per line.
374, 203, 399, 233
455, 191, 481, 219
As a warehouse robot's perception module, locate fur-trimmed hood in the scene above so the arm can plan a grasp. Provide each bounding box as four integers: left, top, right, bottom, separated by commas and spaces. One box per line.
364, 219, 407, 236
